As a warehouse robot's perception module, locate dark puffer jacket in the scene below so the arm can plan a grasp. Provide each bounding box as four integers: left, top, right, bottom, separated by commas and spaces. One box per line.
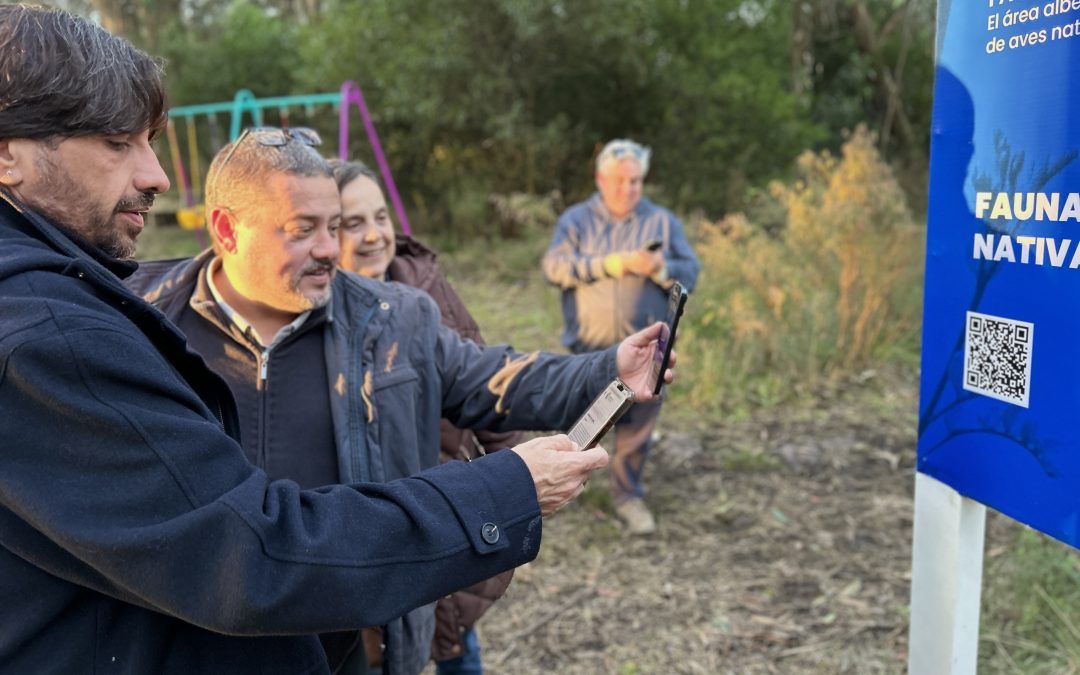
387, 236, 520, 662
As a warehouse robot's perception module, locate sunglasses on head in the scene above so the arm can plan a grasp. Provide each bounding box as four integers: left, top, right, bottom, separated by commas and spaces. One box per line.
218, 126, 322, 170
605, 144, 646, 160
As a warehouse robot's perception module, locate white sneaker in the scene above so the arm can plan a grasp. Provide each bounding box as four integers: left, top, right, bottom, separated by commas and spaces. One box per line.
615, 499, 656, 535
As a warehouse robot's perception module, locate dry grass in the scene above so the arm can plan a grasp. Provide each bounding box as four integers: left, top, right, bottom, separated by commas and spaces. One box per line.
457, 368, 920, 675
684, 126, 924, 416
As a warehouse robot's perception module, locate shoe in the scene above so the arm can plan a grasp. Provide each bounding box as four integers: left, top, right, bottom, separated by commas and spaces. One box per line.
615, 499, 656, 535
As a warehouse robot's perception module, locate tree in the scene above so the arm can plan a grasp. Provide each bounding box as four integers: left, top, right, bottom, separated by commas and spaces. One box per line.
123, 0, 935, 233
788, 0, 936, 211
90, 0, 182, 52
158, 1, 299, 105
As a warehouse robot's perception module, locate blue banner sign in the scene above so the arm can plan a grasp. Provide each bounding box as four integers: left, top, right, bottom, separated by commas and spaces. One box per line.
919, 0, 1080, 547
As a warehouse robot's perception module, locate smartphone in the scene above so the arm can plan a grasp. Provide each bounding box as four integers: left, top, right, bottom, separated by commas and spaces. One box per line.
649, 281, 689, 396
645, 239, 664, 252
567, 378, 636, 450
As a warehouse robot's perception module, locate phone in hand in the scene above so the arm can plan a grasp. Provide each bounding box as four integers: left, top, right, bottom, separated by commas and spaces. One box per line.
649, 281, 689, 396
645, 239, 664, 252
567, 379, 635, 450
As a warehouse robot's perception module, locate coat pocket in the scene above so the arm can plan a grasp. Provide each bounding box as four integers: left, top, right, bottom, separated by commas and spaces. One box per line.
369, 366, 433, 479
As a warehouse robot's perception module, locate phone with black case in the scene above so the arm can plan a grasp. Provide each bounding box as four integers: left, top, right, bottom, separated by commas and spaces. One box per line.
650, 281, 688, 396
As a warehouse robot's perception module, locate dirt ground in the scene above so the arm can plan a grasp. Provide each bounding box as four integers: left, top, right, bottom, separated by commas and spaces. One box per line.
471, 367, 921, 675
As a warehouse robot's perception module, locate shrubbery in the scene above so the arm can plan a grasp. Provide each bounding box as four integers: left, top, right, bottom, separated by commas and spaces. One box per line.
678, 126, 924, 415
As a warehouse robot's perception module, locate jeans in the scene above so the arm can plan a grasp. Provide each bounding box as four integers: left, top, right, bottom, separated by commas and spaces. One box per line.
610, 398, 662, 504
435, 627, 482, 675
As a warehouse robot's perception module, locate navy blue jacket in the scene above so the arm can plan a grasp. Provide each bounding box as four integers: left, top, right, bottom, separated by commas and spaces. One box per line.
126, 253, 617, 674
0, 193, 555, 673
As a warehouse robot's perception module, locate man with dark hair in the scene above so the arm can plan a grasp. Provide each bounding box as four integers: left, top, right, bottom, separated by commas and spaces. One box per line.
0, 3, 168, 258
0, 7, 639, 673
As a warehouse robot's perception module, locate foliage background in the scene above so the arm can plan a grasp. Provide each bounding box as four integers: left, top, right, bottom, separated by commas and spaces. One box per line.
62, 0, 935, 235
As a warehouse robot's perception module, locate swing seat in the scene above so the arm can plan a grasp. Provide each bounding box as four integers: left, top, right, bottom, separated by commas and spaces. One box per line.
176, 205, 206, 231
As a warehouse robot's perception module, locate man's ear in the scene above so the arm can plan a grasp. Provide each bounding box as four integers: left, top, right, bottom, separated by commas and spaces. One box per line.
0, 139, 27, 187
209, 207, 239, 254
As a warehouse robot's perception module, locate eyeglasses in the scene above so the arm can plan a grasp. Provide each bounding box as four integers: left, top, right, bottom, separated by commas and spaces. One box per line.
218, 126, 322, 171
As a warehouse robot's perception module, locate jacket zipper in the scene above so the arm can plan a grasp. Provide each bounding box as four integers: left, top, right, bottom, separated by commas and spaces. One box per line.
257, 348, 270, 469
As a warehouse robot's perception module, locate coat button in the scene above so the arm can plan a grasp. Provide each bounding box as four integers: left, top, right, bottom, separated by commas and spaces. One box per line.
481, 522, 499, 544
379, 301, 390, 310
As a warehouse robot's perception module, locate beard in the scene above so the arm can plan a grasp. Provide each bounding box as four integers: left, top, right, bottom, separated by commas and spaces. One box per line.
30, 149, 155, 260
289, 259, 336, 310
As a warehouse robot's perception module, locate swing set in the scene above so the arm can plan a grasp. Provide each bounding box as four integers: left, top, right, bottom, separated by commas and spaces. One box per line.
162, 80, 412, 236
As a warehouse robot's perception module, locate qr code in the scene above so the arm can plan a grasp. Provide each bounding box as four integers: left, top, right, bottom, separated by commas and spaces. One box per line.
962, 311, 1033, 408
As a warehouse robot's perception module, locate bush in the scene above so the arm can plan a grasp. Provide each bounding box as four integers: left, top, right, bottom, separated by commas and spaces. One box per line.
679, 126, 924, 416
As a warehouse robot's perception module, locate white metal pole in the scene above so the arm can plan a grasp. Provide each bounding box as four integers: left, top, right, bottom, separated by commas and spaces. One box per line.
908, 471, 986, 674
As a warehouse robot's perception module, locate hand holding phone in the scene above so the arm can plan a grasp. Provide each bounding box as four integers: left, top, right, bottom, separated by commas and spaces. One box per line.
624, 245, 665, 277
648, 281, 688, 395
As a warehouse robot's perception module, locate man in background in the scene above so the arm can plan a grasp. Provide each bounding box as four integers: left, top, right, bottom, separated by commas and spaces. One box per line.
543, 139, 700, 535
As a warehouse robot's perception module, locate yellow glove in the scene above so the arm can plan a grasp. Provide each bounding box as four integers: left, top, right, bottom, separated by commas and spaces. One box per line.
603, 253, 626, 278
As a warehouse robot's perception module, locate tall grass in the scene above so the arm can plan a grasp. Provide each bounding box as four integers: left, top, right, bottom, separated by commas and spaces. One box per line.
982, 525, 1080, 673
680, 126, 924, 416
